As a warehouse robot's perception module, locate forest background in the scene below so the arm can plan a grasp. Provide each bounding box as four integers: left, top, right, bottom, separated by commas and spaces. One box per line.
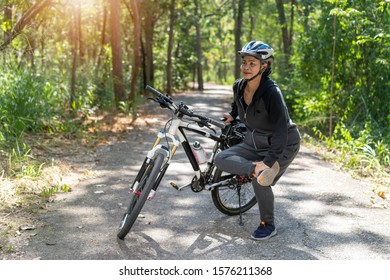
0, 0, 389, 221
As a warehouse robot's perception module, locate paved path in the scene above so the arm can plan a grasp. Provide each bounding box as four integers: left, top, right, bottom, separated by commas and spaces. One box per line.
21, 85, 390, 260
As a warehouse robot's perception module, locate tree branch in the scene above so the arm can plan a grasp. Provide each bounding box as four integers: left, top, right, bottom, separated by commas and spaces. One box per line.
0, 0, 53, 51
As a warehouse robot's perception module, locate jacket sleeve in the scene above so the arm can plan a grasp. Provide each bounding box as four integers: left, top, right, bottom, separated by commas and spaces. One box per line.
262, 86, 289, 167
229, 80, 241, 119
229, 102, 238, 119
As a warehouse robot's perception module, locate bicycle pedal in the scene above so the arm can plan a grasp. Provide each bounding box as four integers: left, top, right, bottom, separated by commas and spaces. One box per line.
170, 182, 179, 190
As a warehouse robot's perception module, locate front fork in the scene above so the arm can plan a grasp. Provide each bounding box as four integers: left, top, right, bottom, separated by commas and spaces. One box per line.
131, 131, 179, 197
152, 130, 179, 161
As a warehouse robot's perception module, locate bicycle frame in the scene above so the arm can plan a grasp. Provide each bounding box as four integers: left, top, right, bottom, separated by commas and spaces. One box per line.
147, 117, 225, 193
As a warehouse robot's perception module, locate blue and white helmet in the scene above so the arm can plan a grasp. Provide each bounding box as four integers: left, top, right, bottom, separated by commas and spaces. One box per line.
238, 41, 274, 60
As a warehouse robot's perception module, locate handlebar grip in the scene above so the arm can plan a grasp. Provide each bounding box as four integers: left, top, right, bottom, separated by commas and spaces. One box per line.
146, 85, 173, 104
146, 85, 162, 97
208, 118, 226, 129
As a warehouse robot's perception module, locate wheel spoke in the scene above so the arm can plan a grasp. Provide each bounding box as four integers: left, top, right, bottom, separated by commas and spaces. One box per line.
211, 169, 257, 215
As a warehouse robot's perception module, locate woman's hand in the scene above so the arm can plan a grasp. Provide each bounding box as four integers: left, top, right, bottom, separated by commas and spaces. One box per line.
222, 113, 234, 123
252, 161, 270, 176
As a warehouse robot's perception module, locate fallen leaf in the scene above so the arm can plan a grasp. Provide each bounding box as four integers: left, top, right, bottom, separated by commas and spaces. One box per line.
378, 191, 386, 199
20, 224, 35, 231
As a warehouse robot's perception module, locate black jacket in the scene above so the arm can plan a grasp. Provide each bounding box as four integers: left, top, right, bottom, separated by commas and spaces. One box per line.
229, 77, 301, 167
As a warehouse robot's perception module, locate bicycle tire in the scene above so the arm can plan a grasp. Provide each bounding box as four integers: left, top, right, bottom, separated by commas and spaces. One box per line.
211, 168, 256, 215
117, 152, 165, 240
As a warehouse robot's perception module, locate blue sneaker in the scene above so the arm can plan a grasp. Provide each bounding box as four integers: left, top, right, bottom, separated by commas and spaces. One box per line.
251, 221, 277, 240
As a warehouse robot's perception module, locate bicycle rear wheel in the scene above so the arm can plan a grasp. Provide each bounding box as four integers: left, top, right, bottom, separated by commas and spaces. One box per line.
117, 152, 165, 240
211, 169, 256, 215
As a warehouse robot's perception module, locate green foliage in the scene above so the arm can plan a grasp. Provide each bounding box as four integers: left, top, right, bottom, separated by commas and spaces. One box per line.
311, 125, 389, 188
40, 183, 70, 198
0, 0, 388, 189
290, 0, 389, 173
6, 142, 44, 178
0, 66, 59, 141
117, 94, 145, 116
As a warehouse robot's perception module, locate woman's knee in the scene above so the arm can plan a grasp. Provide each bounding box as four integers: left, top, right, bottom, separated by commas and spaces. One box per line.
214, 152, 225, 169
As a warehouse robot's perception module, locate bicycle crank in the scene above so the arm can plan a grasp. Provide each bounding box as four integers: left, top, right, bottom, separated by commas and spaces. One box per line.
190, 176, 204, 192
204, 178, 233, 191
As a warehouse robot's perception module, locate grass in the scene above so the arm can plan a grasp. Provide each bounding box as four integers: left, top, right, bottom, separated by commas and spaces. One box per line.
302, 133, 390, 198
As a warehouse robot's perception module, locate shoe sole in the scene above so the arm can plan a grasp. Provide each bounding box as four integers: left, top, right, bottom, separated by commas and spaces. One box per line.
257, 161, 280, 186
250, 229, 277, 241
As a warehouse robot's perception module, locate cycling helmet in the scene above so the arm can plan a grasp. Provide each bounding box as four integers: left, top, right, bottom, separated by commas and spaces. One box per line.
238, 41, 274, 60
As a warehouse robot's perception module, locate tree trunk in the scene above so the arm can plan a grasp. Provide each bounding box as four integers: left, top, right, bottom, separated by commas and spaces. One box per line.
3, 3, 12, 63
329, 8, 337, 138
76, 4, 84, 62
3, 3, 12, 43
129, 0, 141, 103
194, 0, 203, 90
234, 0, 244, 79
96, 3, 107, 71
70, 7, 78, 109
289, 0, 296, 48
40, 21, 45, 67
110, 0, 125, 105
141, 1, 156, 89
275, 0, 293, 68
166, 0, 175, 95
26, 34, 36, 69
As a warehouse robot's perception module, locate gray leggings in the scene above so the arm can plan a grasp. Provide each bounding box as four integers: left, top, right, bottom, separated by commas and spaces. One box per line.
214, 142, 300, 224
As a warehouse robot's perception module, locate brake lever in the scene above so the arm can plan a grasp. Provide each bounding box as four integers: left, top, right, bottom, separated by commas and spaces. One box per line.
207, 123, 217, 134
178, 103, 193, 115
197, 119, 216, 134
148, 97, 169, 109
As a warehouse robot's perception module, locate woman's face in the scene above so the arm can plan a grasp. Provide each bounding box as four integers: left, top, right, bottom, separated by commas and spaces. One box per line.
240, 55, 261, 80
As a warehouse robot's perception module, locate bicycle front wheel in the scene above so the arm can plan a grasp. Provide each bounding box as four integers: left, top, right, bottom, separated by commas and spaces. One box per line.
117, 152, 165, 240
211, 169, 256, 215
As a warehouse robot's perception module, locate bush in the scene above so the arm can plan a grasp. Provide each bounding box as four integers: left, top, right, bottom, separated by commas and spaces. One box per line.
0, 67, 60, 141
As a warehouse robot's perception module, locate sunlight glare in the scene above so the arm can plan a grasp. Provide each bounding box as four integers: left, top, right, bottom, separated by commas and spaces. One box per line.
62, 0, 98, 10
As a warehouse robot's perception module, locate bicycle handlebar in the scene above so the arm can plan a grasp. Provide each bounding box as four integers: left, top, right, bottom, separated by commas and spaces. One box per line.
146, 85, 226, 129
146, 85, 174, 106
207, 117, 226, 129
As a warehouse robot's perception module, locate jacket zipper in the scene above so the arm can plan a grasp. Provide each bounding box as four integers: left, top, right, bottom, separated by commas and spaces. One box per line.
239, 95, 258, 149
238, 96, 248, 125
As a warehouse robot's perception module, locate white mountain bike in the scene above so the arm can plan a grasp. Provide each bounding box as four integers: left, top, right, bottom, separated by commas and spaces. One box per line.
117, 86, 256, 240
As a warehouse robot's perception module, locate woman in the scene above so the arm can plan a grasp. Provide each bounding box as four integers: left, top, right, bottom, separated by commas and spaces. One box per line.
215, 41, 301, 240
